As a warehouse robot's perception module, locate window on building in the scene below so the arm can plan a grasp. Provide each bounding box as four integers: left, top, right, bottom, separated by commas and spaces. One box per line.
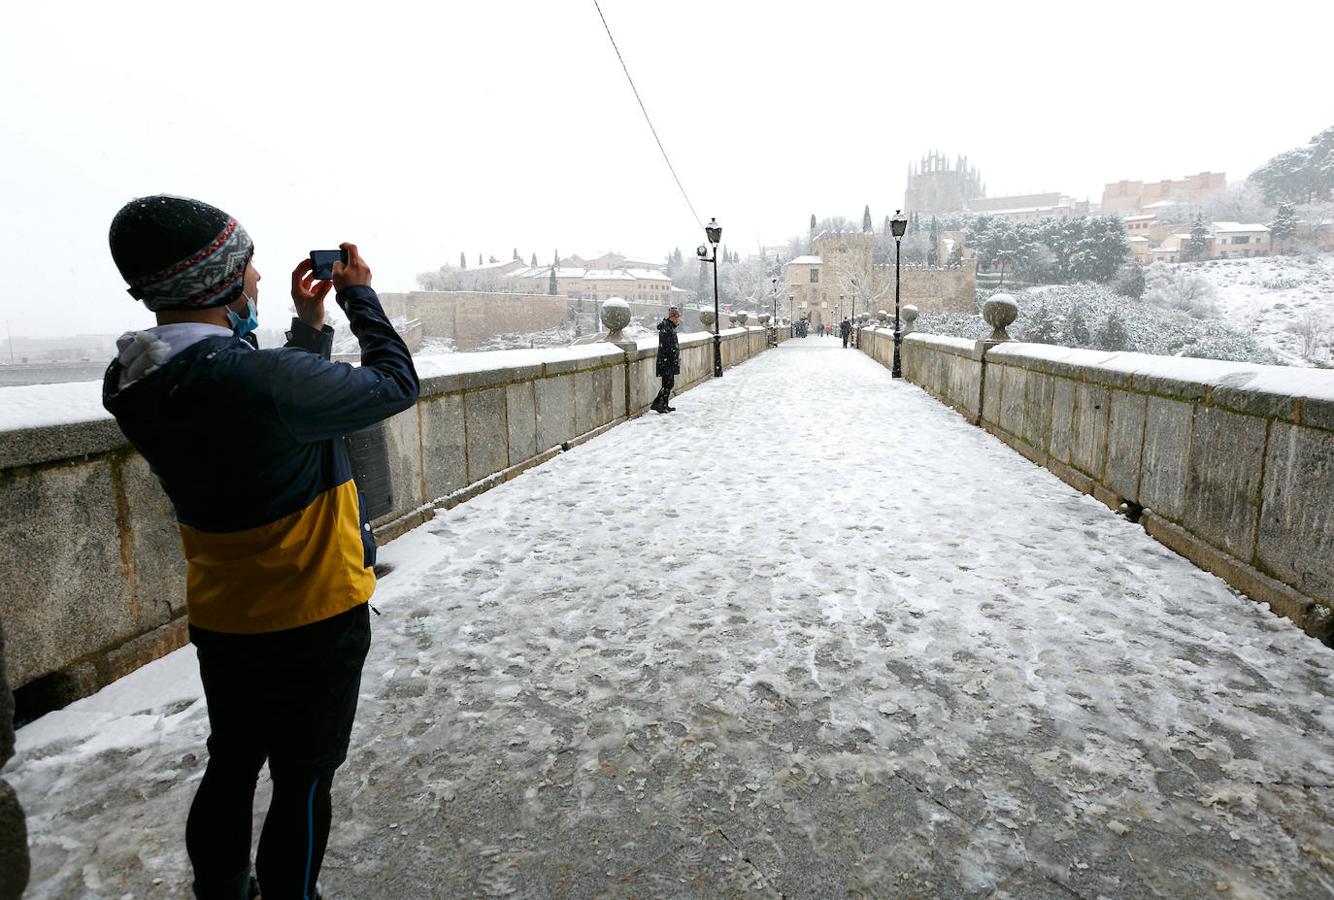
1233, 235, 1250, 244
809, 269, 819, 283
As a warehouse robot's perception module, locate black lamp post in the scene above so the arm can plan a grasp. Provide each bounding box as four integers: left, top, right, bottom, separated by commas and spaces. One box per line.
891, 209, 908, 378
698, 217, 723, 377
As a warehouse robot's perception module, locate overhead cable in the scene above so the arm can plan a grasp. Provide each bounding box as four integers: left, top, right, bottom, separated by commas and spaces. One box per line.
592, 0, 706, 232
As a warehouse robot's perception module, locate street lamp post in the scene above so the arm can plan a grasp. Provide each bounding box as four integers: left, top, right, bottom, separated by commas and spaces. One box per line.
891, 209, 908, 378
698, 218, 724, 377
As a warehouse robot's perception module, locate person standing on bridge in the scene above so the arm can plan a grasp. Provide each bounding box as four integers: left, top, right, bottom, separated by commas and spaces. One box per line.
103, 195, 419, 900
652, 306, 681, 413
840, 317, 852, 348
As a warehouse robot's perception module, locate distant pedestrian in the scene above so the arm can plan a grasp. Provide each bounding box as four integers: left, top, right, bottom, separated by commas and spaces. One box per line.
840, 317, 852, 348
653, 306, 681, 413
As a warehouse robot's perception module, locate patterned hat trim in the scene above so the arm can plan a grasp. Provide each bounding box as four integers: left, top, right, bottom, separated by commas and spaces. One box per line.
129, 218, 255, 310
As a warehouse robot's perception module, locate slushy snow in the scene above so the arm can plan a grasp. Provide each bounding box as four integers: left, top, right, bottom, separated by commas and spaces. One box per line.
10, 335, 1333, 898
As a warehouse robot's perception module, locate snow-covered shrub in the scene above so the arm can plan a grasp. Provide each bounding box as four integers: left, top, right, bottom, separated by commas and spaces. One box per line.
917, 283, 1279, 364
1144, 267, 1218, 317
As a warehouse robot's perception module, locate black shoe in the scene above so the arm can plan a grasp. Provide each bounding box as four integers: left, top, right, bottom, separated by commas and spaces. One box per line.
666, 406, 677, 412
652, 405, 667, 414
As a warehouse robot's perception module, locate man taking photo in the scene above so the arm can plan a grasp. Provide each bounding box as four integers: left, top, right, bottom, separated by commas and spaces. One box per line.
103, 195, 419, 900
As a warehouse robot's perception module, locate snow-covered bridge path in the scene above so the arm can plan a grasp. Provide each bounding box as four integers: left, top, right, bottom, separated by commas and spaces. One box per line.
13, 336, 1334, 898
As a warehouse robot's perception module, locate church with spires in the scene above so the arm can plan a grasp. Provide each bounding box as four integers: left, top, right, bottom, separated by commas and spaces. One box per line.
904, 151, 985, 215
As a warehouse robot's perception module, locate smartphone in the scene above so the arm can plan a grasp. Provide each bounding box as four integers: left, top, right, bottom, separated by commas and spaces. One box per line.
310, 249, 348, 280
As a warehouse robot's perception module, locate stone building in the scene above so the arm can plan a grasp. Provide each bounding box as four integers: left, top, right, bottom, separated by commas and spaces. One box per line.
964, 192, 1092, 222
904, 151, 985, 214
1101, 172, 1227, 216
783, 229, 975, 327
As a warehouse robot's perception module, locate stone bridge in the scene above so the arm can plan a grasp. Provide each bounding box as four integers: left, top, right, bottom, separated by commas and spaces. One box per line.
1, 327, 1332, 898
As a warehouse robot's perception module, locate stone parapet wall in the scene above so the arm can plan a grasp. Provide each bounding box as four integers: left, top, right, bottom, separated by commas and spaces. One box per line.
860, 328, 1334, 644
0, 326, 789, 712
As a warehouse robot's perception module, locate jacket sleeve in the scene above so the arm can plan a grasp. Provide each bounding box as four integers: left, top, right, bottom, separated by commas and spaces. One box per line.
269, 285, 420, 443
283, 318, 334, 358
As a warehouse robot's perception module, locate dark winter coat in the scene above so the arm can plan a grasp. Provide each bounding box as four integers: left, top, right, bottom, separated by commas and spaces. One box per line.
839, 319, 852, 338
103, 286, 419, 634
656, 318, 680, 376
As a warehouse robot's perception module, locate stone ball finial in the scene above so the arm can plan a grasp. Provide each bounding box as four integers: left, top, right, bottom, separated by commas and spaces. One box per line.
982, 293, 1018, 342
903, 305, 919, 334
600, 297, 632, 342
728, 313, 739, 327
877, 310, 889, 324
699, 309, 716, 329
758, 313, 771, 325
737, 311, 749, 326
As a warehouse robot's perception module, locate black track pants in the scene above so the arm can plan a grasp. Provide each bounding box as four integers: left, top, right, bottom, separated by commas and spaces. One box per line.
187, 604, 370, 900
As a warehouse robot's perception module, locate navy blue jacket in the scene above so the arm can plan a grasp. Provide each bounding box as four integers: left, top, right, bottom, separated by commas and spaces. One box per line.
103, 285, 420, 633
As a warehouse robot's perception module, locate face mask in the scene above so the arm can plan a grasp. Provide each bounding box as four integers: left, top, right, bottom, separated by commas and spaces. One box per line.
225, 294, 259, 338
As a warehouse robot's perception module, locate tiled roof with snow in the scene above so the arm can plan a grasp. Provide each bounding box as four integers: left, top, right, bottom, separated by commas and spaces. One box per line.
583, 270, 637, 280
625, 269, 670, 281
785, 255, 823, 266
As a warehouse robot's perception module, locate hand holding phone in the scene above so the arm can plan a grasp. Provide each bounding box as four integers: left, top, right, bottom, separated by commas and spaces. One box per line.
331, 243, 372, 292
309, 249, 349, 281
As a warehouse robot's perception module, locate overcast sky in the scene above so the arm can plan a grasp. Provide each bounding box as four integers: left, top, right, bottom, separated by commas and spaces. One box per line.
2, 0, 1329, 337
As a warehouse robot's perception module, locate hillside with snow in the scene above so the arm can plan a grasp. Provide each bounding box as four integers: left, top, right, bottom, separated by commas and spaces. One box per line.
914, 254, 1334, 368
1178, 254, 1334, 366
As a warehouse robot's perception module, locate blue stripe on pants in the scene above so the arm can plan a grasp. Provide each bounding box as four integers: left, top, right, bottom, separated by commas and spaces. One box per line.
303, 776, 320, 900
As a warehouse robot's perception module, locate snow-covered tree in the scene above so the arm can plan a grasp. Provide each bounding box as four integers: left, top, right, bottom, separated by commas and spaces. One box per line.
460, 252, 467, 270
1114, 261, 1145, 300
863, 205, 873, 233
1183, 220, 1211, 262
1095, 310, 1129, 351
1065, 304, 1091, 346
1144, 266, 1217, 316
531, 252, 538, 267
1025, 302, 1059, 344
1270, 203, 1299, 250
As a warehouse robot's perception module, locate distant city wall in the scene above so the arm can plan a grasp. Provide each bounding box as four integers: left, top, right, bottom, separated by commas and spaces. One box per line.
0, 326, 787, 717
860, 325, 1334, 645
383, 291, 572, 351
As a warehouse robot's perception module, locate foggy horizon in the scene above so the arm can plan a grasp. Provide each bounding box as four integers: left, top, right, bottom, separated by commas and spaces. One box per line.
3, 0, 1330, 338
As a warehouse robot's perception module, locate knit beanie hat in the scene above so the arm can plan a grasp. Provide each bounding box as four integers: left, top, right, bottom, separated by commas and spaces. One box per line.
109, 195, 254, 311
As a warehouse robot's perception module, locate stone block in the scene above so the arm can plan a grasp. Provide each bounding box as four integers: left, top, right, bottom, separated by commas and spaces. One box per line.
118, 453, 187, 624
465, 387, 509, 484
998, 365, 1027, 438
102, 616, 189, 684
505, 382, 538, 468
574, 367, 613, 436
611, 363, 627, 421
536, 375, 577, 450
1139, 396, 1193, 520
0, 460, 134, 688
1020, 371, 1055, 455
1257, 423, 1334, 606
1049, 378, 1075, 465
1183, 406, 1267, 560
1069, 382, 1110, 479
0, 419, 128, 471
419, 393, 467, 500
981, 362, 1004, 427
1104, 391, 1147, 502
381, 404, 425, 518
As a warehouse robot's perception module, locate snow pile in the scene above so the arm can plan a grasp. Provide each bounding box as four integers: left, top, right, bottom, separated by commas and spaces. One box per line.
0, 380, 108, 431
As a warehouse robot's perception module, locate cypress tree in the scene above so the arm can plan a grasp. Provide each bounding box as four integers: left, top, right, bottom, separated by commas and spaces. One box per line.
863, 205, 873, 233
460, 252, 467, 270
